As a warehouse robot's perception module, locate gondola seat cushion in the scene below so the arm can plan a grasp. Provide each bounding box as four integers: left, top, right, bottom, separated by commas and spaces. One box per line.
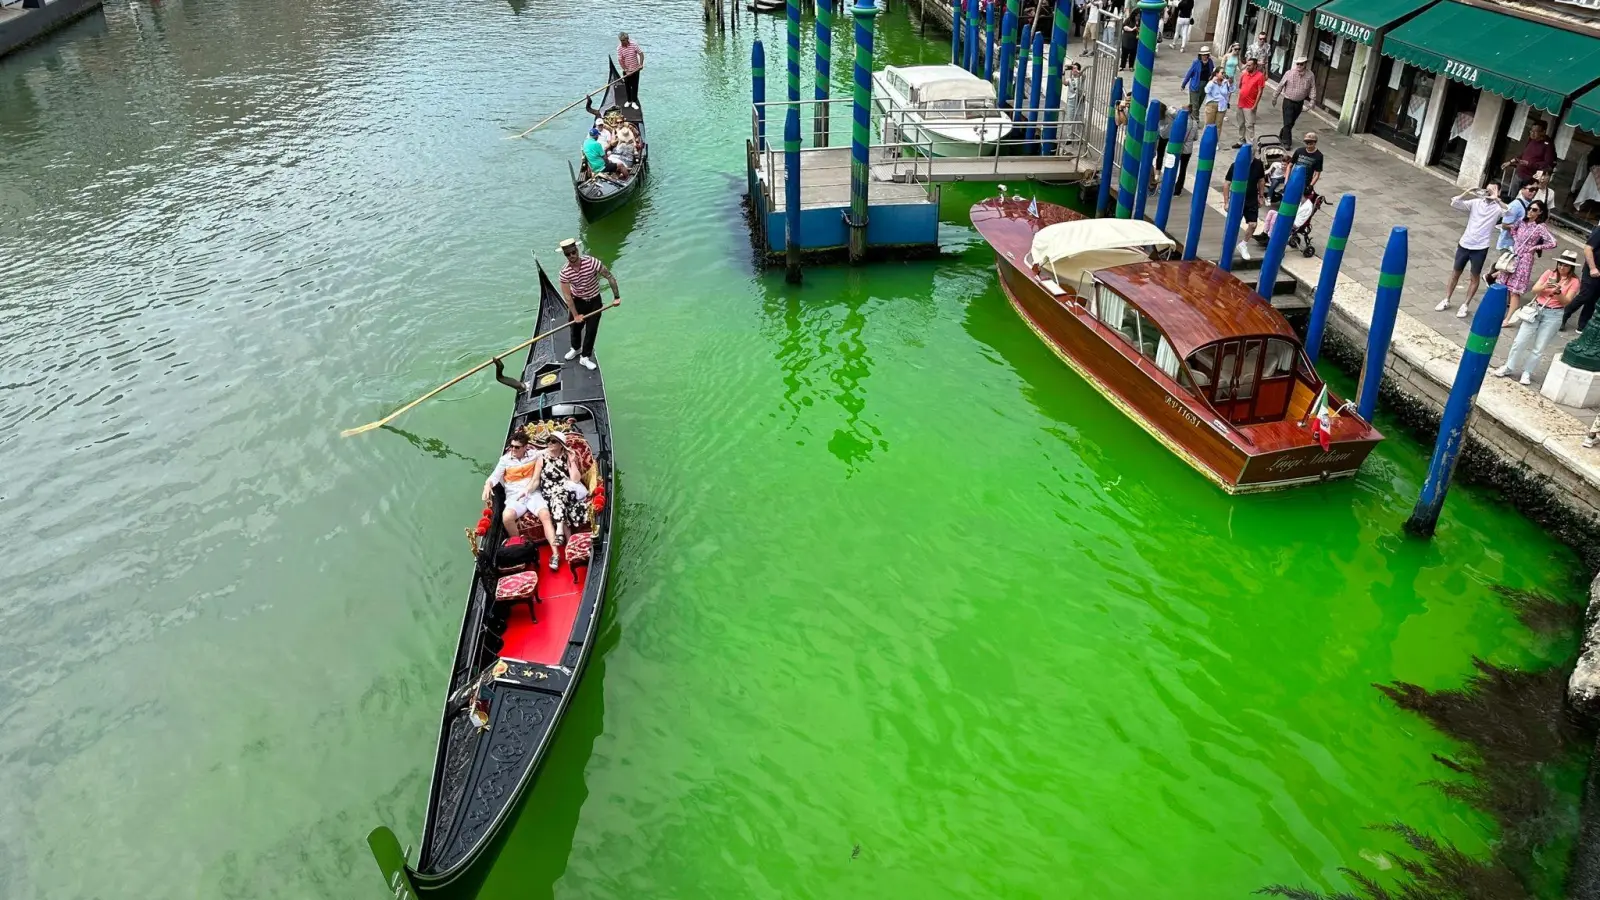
514, 514, 551, 542
566, 531, 593, 565
496, 570, 539, 602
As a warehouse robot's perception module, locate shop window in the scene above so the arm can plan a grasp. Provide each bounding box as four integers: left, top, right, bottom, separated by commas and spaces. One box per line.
1310, 33, 1351, 114
1491, 111, 1600, 234
1366, 57, 1434, 155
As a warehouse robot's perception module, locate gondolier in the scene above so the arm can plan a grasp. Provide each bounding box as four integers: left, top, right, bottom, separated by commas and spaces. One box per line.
557, 239, 621, 370
617, 32, 644, 103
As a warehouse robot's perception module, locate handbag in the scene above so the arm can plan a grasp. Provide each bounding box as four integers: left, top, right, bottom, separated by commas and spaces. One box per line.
1514, 303, 1539, 325
1493, 250, 1516, 274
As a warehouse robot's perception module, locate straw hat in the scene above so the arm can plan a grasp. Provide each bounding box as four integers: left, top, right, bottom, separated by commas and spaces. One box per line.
1559, 249, 1581, 267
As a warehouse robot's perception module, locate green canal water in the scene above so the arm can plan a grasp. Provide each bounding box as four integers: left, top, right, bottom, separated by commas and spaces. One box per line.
0, 2, 1582, 898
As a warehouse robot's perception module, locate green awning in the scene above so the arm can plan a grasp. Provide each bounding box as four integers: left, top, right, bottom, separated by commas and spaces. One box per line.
1249, 0, 1325, 25
1383, 1, 1600, 114
1572, 84, 1600, 136
1310, 0, 1433, 45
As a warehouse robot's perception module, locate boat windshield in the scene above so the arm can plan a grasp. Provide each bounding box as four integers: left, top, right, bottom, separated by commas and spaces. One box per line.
922, 99, 1000, 119
1186, 337, 1307, 425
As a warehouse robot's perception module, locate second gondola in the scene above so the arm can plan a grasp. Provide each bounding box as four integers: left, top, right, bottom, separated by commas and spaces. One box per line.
571, 59, 647, 221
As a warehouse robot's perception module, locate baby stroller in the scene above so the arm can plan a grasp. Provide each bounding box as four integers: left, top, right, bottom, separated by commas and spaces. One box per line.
1252, 136, 1327, 258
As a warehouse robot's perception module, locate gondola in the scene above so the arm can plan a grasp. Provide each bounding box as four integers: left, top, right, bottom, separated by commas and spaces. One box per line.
571, 59, 647, 222
368, 262, 615, 895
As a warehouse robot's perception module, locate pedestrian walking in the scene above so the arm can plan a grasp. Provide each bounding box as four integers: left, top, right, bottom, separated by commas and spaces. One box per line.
1501, 122, 1555, 196
1498, 201, 1558, 328
557, 239, 622, 370
1082, 0, 1103, 55
1202, 69, 1229, 127
1494, 250, 1582, 385
1168, 0, 1193, 49
617, 33, 645, 102
1288, 131, 1323, 191
1225, 148, 1267, 261
1119, 7, 1139, 70
1221, 42, 1241, 82
1436, 184, 1506, 318
1180, 46, 1215, 121
1232, 56, 1265, 148
1273, 56, 1317, 145
1246, 31, 1270, 71
1561, 221, 1600, 332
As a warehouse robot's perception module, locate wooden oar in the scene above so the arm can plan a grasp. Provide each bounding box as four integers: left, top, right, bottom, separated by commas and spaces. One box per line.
504, 81, 620, 140
341, 301, 621, 438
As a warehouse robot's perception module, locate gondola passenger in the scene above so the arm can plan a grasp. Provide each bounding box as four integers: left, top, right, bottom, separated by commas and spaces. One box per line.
583, 128, 629, 179
537, 432, 590, 563
483, 432, 559, 549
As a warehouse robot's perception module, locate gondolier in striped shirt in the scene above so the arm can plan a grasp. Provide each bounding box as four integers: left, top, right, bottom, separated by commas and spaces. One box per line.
617, 33, 644, 104
557, 239, 621, 370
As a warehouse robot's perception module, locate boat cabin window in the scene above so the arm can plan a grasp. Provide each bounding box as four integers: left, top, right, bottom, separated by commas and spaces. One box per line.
1095, 291, 1194, 392
923, 98, 999, 119
1186, 337, 1303, 425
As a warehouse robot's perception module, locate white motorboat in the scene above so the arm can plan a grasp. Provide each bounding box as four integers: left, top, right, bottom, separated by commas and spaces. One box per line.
871, 64, 1014, 158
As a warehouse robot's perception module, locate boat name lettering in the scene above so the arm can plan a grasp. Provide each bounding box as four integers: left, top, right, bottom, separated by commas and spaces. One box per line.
1314, 13, 1372, 43
1266, 449, 1354, 472
1164, 395, 1201, 427
1443, 59, 1479, 84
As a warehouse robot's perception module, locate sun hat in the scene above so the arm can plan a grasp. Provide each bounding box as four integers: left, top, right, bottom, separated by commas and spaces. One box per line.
1199, 45, 1211, 53
1294, 54, 1309, 63
559, 238, 578, 250
1560, 249, 1581, 267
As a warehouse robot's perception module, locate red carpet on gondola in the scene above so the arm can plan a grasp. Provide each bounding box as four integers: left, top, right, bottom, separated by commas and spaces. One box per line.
499, 546, 587, 666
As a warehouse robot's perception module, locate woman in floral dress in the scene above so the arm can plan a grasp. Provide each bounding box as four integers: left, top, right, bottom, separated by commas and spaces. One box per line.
535, 432, 590, 563
1500, 201, 1558, 327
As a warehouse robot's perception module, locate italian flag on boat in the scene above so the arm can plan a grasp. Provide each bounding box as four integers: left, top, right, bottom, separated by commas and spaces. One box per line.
1306, 384, 1333, 451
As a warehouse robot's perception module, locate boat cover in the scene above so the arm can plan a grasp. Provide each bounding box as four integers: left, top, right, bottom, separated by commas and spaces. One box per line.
885, 64, 996, 103
1029, 219, 1175, 270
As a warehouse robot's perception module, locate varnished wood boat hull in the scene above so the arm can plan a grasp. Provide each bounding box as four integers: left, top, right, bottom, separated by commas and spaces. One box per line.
976, 199, 1380, 493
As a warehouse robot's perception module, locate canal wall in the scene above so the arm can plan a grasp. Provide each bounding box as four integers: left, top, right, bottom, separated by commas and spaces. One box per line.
1275, 256, 1600, 574
0, 0, 103, 58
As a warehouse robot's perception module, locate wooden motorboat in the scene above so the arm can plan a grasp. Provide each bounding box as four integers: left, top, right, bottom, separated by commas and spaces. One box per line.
368, 262, 615, 893
871, 64, 1013, 157
747, 0, 786, 12
571, 59, 647, 222
971, 197, 1382, 493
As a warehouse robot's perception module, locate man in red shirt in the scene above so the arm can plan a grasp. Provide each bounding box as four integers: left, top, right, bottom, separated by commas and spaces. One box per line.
1502, 122, 1556, 196
1233, 56, 1266, 149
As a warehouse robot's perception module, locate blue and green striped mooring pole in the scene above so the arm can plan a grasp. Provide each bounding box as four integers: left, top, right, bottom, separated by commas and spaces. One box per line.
1095, 76, 1123, 217
784, 0, 802, 283
1152, 109, 1187, 233
1251, 162, 1305, 289
1181, 123, 1217, 260
1132, 99, 1161, 220
1218, 142, 1251, 272
965, 0, 979, 73
1012, 23, 1032, 114
752, 40, 767, 151
1404, 283, 1508, 537
984, 0, 996, 82
848, 3, 877, 263
998, 1, 1018, 107
815, 1, 833, 147
952, 0, 964, 65
1114, 0, 1163, 218
1041, 0, 1068, 154
1025, 29, 1044, 142
1356, 226, 1406, 421
1305, 193, 1356, 363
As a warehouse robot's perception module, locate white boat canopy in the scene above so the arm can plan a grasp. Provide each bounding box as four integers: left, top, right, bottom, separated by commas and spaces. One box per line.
884, 64, 996, 103
1028, 219, 1177, 287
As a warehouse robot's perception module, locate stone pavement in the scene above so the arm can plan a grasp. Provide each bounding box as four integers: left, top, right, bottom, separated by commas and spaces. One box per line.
1066, 38, 1599, 424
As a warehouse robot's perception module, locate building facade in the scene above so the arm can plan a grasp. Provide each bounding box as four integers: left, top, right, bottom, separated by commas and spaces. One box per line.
1215, 0, 1600, 233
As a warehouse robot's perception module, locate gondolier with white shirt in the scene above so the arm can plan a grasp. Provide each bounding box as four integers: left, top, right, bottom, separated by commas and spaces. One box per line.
617, 33, 644, 103
558, 239, 620, 370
